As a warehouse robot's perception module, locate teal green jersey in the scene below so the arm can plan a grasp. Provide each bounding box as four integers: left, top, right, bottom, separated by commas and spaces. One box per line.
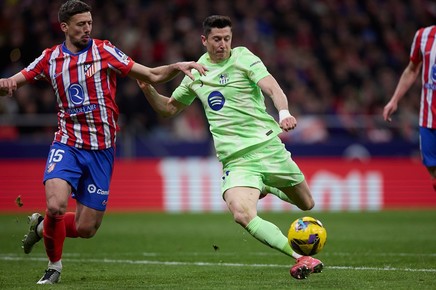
173, 47, 282, 161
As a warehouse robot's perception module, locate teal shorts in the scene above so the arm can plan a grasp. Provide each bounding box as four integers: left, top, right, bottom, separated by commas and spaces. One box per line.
220, 137, 305, 196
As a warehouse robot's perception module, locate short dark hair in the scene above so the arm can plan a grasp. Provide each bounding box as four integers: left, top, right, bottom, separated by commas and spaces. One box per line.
58, 0, 92, 23
202, 15, 232, 36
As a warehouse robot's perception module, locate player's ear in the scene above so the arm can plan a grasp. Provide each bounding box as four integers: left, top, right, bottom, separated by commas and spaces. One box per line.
60, 22, 68, 33
201, 35, 207, 46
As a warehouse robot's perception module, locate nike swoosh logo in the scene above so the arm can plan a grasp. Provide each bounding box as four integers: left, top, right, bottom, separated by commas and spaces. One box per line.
54, 71, 65, 78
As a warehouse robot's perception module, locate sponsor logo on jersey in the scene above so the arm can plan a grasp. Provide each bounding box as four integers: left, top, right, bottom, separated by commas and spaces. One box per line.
66, 104, 98, 115
103, 42, 130, 65
207, 91, 225, 111
68, 83, 85, 105
432, 64, 436, 82
88, 184, 96, 193
88, 184, 109, 195
424, 83, 436, 90
114, 47, 129, 62
54, 71, 65, 78
250, 60, 261, 67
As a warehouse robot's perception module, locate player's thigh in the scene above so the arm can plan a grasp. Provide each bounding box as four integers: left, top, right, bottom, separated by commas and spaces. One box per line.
279, 180, 314, 210
74, 147, 114, 212
44, 142, 82, 194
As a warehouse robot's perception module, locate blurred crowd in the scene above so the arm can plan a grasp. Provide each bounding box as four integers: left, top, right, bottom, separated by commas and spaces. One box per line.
0, 0, 434, 145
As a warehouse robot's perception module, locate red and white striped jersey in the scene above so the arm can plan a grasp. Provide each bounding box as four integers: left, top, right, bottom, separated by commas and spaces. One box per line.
410, 26, 436, 129
21, 39, 135, 150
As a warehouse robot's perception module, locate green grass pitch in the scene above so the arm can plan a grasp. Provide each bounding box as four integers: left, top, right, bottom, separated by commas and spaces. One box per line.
0, 210, 435, 289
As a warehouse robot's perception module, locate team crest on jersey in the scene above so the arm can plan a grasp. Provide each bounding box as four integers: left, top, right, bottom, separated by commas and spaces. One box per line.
221, 170, 230, 186
46, 162, 56, 173
219, 73, 229, 85
84, 63, 96, 78
208, 91, 225, 111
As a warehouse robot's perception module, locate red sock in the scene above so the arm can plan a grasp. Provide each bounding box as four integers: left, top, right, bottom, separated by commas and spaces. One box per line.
64, 212, 79, 238
43, 211, 66, 263
432, 178, 436, 192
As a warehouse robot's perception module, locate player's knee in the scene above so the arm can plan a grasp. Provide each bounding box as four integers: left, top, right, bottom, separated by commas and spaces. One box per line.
45, 179, 71, 213
46, 202, 67, 216
76, 225, 98, 238
225, 193, 257, 227
299, 199, 315, 211
232, 212, 247, 226
231, 208, 256, 227
77, 229, 96, 239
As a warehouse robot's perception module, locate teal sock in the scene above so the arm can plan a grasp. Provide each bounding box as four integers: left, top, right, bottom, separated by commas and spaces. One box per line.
245, 216, 299, 259
263, 185, 294, 204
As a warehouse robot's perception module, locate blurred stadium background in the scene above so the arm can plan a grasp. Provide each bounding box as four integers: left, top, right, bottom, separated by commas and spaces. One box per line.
1, 0, 436, 212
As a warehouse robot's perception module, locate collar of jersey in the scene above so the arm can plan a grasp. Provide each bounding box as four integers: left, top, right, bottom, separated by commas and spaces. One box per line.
206, 50, 232, 66
61, 39, 93, 56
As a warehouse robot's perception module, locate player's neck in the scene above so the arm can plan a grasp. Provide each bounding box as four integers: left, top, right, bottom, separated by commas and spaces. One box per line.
63, 39, 91, 54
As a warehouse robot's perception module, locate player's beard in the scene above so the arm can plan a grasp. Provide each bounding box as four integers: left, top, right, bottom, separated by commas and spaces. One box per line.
214, 50, 229, 62
73, 37, 91, 51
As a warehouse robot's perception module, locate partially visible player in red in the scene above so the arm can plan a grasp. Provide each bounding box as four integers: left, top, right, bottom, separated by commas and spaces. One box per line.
0, 0, 206, 284
383, 26, 436, 192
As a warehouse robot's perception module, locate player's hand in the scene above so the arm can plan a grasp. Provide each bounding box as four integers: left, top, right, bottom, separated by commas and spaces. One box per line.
280, 115, 297, 132
177, 61, 208, 80
136, 80, 151, 91
383, 101, 397, 122
0, 78, 17, 97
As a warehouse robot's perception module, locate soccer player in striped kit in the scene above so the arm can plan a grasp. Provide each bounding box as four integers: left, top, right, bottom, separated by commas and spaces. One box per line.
383, 26, 436, 192
138, 15, 323, 280
0, 0, 205, 284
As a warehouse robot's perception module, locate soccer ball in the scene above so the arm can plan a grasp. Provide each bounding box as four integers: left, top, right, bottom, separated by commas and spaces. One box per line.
287, 216, 327, 256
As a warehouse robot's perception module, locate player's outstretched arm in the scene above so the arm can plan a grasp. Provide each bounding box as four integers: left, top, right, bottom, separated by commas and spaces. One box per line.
129, 62, 207, 84
0, 72, 27, 97
137, 80, 186, 118
258, 75, 297, 132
